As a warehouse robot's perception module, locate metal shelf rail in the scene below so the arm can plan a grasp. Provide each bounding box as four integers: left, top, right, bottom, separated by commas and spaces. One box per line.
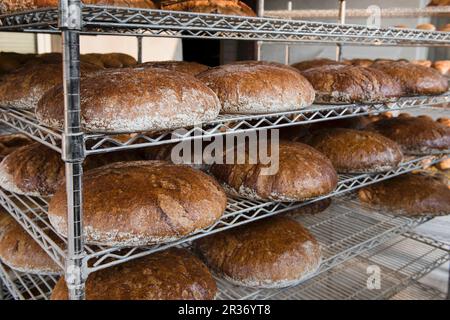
1, 93, 449, 155
1, 5, 450, 46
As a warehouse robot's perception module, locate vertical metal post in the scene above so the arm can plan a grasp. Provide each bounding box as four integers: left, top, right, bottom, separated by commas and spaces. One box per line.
284, 1, 292, 65
137, 36, 143, 64
336, 0, 346, 61
255, 0, 264, 61
59, 0, 87, 300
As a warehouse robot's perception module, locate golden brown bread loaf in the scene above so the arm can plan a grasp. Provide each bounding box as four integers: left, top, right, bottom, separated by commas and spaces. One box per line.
287, 198, 332, 217
139, 60, 209, 76
437, 117, 450, 127
0, 208, 62, 274
366, 115, 450, 155
0, 0, 156, 14
82, 53, 137, 68
0, 142, 145, 197
194, 216, 322, 288
301, 65, 403, 104
162, 0, 256, 16
416, 23, 436, 31
411, 60, 432, 68
439, 24, 450, 32
209, 140, 338, 201
428, 0, 450, 6
0, 62, 101, 110
291, 58, 344, 72
304, 128, 403, 173
0, 133, 32, 161
371, 61, 448, 95
358, 173, 450, 216
433, 60, 450, 76
36, 67, 221, 133
51, 248, 217, 300
197, 61, 315, 114
48, 160, 227, 246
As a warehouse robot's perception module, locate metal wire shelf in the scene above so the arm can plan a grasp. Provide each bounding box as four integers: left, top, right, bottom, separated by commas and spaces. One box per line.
0, 153, 446, 277
1, 5, 450, 46
215, 235, 449, 300
390, 281, 446, 300
1, 93, 449, 155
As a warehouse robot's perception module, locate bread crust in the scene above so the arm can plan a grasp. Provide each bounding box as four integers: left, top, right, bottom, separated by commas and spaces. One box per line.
358, 173, 450, 216
36, 67, 221, 133
51, 248, 217, 300
194, 216, 322, 288
291, 58, 344, 72
48, 160, 227, 246
0, 133, 32, 161
197, 61, 315, 114
139, 60, 209, 75
162, 0, 256, 16
305, 128, 404, 173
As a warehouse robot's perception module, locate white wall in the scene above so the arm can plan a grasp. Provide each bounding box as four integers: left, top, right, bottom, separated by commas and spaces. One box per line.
0, 33, 36, 53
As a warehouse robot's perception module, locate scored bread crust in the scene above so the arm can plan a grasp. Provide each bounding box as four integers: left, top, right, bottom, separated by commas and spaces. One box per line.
305, 128, 404, 174
36, 67, 221, 133
301, 64, 403, 104
51, 248, 217, 300
139, 60, 210, 76
358, 173, 450, 216
194, 216, 322, 289
48, 160, 227, 246
162, 0, 256, 16
197, 61, 315, 114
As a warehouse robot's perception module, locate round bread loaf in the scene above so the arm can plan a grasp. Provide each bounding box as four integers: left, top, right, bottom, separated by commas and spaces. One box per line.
51, 248, 217, 300
437, 117, 450, 127
82, 53, 137, 68
194, 216, 322, 288
48, 160, 227, 246
358, 173, 450, 216
162, 0, 256, 16
287, 198, 332, 217
371, 61, 448, 95
0, 208, 62, 275
209, 140, 338, 201
197, 61, 315, 114
433, 60, 450, 76
36, 67, 221, 133
139, 61, 209, 76
0, 142, 144, 197
416, 23, 436, 31
291, 58, 344, 72
345, 58, 373, 67
0, 62, 101, 110
0, 133, 32, 161
301, 65, 403, 104
439, 24, 450, 32
305, 128, 403, 173
366, 115, 450, 155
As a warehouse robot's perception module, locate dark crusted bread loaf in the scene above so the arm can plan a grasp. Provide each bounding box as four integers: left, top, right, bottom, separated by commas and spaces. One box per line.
371, 61, 448, 95
291, 58, 344, 72
48, 160, 227, 246
194, 216, 322, 288
0, 142, 144, 197
209, 140, 338, 201
304, 128, 403, 173
139, 60, 209, 76
0, 0, 156, 14
301, 64, 403, 104
51, 248, 217, 300
197, 61, 315, 113
36, 67, 221, 133
0, 133, 32, 161
162, 0, 256, 16
287, 198, 332, 217
358, 173, 450, 216
0, 208, 62, 274
365, 115, 450, 155
0, 62, 101, 110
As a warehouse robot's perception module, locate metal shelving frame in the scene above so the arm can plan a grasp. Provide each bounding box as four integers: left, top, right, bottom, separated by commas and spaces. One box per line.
0, 0, 449, 300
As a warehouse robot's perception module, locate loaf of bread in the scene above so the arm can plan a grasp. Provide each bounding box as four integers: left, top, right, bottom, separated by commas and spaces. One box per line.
371, 61, 448, 95
36, 67, 221, 133
301, 65, 403, 104
433, 60, 450, 76
0, 142, 144, 197
305, 128, 403, 173
82, 53, 137, 68
0, 133, 32, 161
366, 115, 450, 155
209, 140, 338, 201
345, 58, 373, 67
0, 52, 34, 75
197, 61, 315, 114
439, 24, 450, 32
194, 216, 322, 288
139, 60, 209, 76
0, 208, 62, 274
306, 113, 393, 133
358, 173, 450, 216
416, 23, 436, 31
162, 0, 256, 16
0, 62, 101, 110
291, 58, 344, 72
287, 198, 332, 217
411, 60, 432, 68
51, 248, 217, 300
437, 117, 450, 127
48, 161, 227, 246
0, 0, 156, 14
428, 0, 450, 6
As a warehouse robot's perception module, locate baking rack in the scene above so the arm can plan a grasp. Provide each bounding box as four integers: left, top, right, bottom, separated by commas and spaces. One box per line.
0, 1, 449, 300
